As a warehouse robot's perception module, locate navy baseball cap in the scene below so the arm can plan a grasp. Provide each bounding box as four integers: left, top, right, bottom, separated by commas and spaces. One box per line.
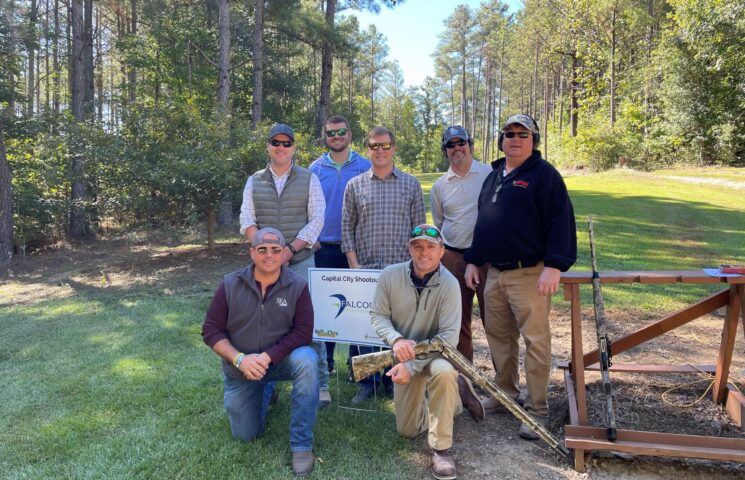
267, 124, 295, 142
442, 125, 470, 143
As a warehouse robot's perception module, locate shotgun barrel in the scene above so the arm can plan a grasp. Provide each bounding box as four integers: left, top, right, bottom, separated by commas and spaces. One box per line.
351, 336, 570, 458
588, 215, 618, 441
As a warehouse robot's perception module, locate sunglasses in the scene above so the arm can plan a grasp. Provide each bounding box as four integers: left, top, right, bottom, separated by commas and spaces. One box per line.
445, 139, 467, 149
411, 226, 441, 239
503, 131, 532, 139
368, 142, 393, 151
325, 127, 348, 137
255, 246, 283, 255
269, 139, 294, 148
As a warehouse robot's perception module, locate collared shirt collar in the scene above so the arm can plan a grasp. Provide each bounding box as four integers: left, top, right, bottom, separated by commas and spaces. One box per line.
445, 158, 479, 179
323, 150, 353, 170
268, 161, 293, 179
368, 165, 399, 180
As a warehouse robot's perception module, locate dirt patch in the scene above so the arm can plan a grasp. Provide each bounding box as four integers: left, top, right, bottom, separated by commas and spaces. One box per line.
3, 235, 745, 478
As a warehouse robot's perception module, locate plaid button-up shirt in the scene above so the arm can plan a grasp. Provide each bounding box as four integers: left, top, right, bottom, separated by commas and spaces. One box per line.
341, 167, 426, 269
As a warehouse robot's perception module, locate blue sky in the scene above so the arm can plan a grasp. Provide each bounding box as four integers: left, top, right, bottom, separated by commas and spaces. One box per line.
346, 0, 521, 88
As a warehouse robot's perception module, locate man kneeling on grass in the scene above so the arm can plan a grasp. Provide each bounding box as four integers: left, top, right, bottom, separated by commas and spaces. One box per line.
370, 224, 486, 480
201, 227, 318, 475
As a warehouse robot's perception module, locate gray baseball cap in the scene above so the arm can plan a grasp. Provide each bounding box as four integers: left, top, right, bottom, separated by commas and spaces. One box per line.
503, 114, 538, 133
442, 125, 470, 144
253, 227, 286, 247
268, 124, 295, 142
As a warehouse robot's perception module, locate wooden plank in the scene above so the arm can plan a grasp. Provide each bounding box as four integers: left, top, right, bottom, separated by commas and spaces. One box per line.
560, 270, 734, 285
557, 361, 716, 374
583, 289, 730, 367
740, 285, 745, 343
713, 285, 741, 403
725, 385, 745, 431
565, 426, 745, 462
563, 369, 580, 427
568, 284, 588, 425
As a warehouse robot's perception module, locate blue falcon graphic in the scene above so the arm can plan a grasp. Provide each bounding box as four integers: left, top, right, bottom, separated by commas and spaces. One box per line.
330, 294, 347, 318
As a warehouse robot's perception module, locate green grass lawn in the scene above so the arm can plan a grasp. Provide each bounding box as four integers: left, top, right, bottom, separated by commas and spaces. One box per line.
2, 167, 744, 478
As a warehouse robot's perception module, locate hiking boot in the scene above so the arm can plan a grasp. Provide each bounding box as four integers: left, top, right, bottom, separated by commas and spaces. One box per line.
457, 374, 485, 422
292, 451, 314, 475
431, 448, 457, 480
483, 395, 524, 414
319, 390, 331, 409
351, 385, 374, 404
519, 414, 548, 441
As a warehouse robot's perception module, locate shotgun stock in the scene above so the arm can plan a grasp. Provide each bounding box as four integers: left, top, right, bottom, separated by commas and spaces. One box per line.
588, 215, 618, 441
351, 335, 570, 458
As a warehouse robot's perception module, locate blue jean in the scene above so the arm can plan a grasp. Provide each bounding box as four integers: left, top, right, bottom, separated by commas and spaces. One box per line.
223, 346, 319, 452
289, 255, 329, 391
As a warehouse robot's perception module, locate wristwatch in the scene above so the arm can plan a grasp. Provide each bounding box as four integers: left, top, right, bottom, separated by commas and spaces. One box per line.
233, 353, 246, 368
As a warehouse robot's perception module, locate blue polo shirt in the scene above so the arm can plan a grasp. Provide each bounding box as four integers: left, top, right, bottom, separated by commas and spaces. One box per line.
309, 150, 371, 243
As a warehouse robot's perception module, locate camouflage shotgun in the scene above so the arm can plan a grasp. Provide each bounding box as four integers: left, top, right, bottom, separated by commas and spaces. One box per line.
351, 335, 570, 458
588, 215, 618, 441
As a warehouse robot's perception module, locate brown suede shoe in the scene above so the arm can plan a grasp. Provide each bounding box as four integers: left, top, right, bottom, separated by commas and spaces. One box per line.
457, 374, 485, 422
431, 448, 456, 480
292, 451, 314, 475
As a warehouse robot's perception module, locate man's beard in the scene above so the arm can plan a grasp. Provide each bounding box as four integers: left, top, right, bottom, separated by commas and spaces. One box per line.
330, 143, 349, 153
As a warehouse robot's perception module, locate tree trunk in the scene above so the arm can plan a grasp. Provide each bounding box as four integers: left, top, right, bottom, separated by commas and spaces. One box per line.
95, 7, 103, 122
609, 7, 617, 128
251, 0, 264, 128
460, 51, 467, 127
0, 119, 13, 266
128, 0, 137, 103
26, 0, 38, 116
317, 0, 337, 138
84, 0, 94, 117
570, 54, 578, 138
69, 0, 88, 239
53, 0, 60, 114
207, 207, 215, 250
217, 0, 230, 117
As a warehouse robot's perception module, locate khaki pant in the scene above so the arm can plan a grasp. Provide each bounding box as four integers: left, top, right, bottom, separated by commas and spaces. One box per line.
483, 263, 551, 417
441, 249, 487, 361
393, 358, 462, 450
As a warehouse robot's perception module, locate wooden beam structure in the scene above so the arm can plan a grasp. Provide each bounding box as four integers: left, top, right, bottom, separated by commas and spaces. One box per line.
559, 271, 745, 472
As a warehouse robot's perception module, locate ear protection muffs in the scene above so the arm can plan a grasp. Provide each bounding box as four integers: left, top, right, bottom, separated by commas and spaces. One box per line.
440, 127, 475, 157
498, 114, 541, 151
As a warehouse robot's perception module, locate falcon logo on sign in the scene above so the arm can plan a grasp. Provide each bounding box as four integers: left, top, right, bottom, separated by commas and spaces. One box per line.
330, 294, 347, 318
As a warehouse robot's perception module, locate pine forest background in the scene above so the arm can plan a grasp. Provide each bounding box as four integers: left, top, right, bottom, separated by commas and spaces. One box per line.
1, 0, 744, 263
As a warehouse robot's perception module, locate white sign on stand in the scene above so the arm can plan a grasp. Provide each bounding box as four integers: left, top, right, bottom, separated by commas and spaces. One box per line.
308, 268, 386, 347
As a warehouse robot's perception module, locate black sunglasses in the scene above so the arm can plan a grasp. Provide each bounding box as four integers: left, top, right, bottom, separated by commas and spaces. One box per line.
368, 142, 393, 151
270, 139, 294, 148
325, 128, 348, 137
445, 139, 467, 149
411, 226, 441, 239
255, 246, 283, 255
503, 131, 531, 139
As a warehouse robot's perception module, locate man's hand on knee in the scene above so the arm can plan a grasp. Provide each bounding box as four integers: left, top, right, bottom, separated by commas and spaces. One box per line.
387, 363, 411, 385
240, 352, 271, 380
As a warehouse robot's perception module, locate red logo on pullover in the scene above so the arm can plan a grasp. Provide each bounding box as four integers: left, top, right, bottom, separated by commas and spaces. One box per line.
513, 180, 529, 188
